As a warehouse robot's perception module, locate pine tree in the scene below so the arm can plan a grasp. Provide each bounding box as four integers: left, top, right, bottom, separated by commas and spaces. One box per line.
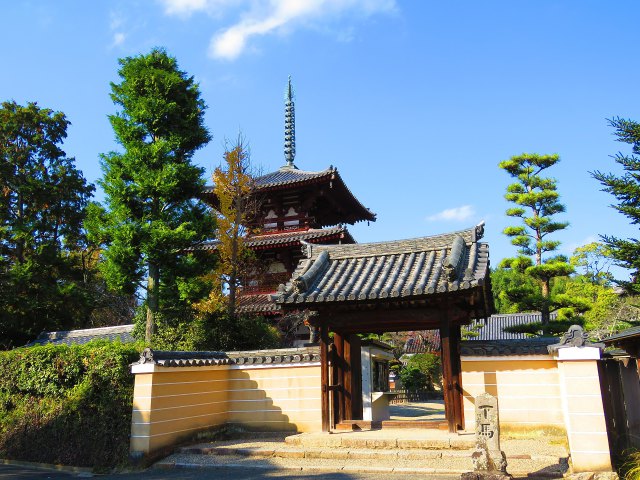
87, 48, 215, 345
592, 117, 640, 292
499, 153, 577, 330
0, 101, 94, 346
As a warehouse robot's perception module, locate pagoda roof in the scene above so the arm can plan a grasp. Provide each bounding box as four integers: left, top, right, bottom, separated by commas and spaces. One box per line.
202, 165, 376, 226
274, 223, 490, 310
254, 165, 335, 189
237, 293, 281, 316
193, 225, 355, 252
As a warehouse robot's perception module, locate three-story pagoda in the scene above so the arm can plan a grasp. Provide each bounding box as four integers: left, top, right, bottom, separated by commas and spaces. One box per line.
202, 78, 375, 340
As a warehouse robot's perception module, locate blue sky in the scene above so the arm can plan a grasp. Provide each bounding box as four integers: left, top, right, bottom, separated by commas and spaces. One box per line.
3, 1, 640, 279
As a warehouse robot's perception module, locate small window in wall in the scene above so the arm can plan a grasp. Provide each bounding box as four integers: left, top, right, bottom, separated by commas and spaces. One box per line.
372, 360, 390, 392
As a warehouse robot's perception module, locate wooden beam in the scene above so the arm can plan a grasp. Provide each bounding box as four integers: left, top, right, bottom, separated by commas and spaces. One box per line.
440, 309, 456, 433
450, 323, 464, 430
348, 334, 363, 420
319, 324, 330, 432
330, 342, 339, 430
333, 332, 346, 425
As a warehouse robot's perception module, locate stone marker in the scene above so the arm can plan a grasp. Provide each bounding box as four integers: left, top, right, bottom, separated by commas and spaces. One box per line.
461, 393, 512, 480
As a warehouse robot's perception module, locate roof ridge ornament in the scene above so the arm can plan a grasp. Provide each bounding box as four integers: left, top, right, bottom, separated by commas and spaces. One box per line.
475, 221, 485, 241
284, 75, 296, 168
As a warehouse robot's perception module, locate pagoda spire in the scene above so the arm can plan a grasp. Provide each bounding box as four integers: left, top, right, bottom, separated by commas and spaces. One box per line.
284, 76, 296, 167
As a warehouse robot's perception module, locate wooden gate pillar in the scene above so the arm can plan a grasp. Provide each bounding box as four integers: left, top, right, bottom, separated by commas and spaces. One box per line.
440, 314, 464, 432
319, 323, 330, 432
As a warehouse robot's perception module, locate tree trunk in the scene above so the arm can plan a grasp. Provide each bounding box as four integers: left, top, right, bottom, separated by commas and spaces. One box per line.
146, 262, 159, 344
227, 232, 239, 319
541, 279, 550, 325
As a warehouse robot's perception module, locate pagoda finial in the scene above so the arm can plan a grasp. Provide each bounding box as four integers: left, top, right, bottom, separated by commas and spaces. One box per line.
284, 76, 296, 167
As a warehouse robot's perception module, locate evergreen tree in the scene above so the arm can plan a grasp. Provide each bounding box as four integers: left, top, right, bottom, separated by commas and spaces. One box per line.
0, 101, 94, 347
87, 48, 215, 345
592, 117, 640, 292
499, 153, 578, 331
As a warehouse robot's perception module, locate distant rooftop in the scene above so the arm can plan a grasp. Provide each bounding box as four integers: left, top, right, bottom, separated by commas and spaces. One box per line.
471, 313, 558, 341
27, 324, 135, 347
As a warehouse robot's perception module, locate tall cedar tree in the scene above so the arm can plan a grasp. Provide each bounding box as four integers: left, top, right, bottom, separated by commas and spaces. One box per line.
196, 138, 261, 319
0, 101, 94, 347
499, 153, 575, 326
592, 117, 640, 292
87, 49, 215, 344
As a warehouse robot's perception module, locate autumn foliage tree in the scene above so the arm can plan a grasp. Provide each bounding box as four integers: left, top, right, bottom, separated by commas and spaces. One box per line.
199, 138, 262, 319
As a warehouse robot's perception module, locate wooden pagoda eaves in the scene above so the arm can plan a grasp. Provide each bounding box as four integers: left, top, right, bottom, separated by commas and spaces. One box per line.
273, 222, 492, 333
202, 165, 376, 227
193, 225, 355, 252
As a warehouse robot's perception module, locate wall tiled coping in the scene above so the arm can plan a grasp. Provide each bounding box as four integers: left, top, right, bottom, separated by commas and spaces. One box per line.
132, 346, 320, 368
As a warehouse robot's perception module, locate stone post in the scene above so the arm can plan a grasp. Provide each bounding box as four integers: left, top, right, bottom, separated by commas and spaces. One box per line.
548, 325, 613, 473
461, 393, 512, 480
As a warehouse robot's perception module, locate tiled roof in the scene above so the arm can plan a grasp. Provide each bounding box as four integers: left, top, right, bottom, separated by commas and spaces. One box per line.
202, 166, 333, 196
404, 331, 441, 354
460, 338, 557, 356
471, 313, 558, 340
274, 223, 489, 306
133, 346, 320, 367
194, 226, 354, 251
237, 293, 281, 315
602, 326, 640, 344
27, 324, 135, 346
202, 165, 376, 224
254, 165, 335, 189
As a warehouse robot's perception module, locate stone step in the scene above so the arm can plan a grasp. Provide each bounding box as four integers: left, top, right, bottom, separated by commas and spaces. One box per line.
179, 443, 565, 464
284, 431, 476, 450
159, 449, 568, 477
335, 420, 449, 431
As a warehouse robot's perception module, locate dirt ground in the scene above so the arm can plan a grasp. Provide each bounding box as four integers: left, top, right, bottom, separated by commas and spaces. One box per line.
389, 400, 446, 421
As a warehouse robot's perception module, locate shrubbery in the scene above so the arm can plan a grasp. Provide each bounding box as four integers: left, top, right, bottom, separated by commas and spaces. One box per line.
0, 341, 142, 470
399, 353, 442, 391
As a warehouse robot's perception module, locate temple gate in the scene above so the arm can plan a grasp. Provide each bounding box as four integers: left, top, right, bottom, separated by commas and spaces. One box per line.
274, 223, 493, 432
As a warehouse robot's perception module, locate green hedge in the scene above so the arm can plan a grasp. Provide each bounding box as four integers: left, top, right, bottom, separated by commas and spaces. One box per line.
0, 341, 142, 470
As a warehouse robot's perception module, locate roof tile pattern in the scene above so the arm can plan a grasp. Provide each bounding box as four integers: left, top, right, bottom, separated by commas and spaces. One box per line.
237, 293, 281, 314
254, 166, 333, 188
28, 324, 135, 346
274, 224, 488, 305
134, 346, 320, 367
202, 165, 376, 224
193, 226, 354, 251
471, 313, 558, 340
202, 167, 332, 194
460, 338, 556, 356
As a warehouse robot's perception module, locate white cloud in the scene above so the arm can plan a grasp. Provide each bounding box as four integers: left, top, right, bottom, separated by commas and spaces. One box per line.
427, 205, 476, 222
112, 32, 126, 47
159, 0, 397, 60
160, 0, 211, 17
108, 11, 128, 48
